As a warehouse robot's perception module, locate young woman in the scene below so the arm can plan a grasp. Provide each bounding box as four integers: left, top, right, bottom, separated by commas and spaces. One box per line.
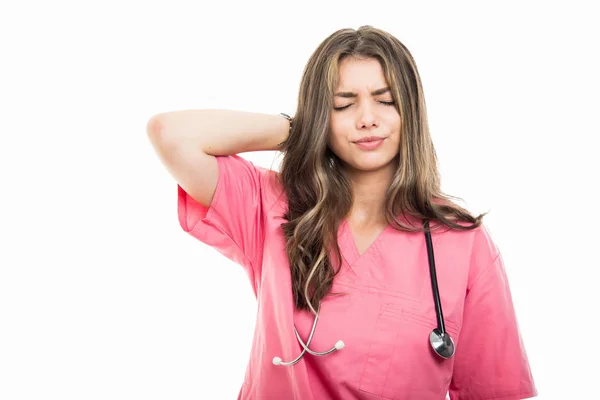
147, 25, 537, 400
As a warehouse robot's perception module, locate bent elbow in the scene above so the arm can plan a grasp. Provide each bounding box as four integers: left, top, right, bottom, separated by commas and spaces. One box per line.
146, 115, 166, 143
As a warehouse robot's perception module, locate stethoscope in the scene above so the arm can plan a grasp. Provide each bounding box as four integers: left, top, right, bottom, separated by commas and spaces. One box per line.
272, 219, 455, 366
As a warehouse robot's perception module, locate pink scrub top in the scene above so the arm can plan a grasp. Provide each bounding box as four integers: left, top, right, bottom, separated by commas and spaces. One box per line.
177, 154, 538, 400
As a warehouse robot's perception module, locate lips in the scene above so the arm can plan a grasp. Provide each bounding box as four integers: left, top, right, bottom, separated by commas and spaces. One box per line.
354, 136, 385, 143
354, 138, 385, 150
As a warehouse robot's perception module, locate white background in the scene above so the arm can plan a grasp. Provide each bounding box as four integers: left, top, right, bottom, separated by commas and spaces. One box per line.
1, 1, 598, 399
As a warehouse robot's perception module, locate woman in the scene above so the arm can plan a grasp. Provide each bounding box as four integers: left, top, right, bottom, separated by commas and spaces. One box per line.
147, 25, 537, 400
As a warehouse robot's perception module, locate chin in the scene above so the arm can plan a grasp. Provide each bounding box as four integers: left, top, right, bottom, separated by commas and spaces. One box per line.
346, 156, 397, 172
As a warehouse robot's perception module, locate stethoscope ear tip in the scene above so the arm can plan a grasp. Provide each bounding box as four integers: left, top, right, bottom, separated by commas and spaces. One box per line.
335, 340, 345, 350
272, 357, 282, 365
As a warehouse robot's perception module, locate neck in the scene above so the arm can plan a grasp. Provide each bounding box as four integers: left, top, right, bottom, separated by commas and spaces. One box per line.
344, 160, 397, 227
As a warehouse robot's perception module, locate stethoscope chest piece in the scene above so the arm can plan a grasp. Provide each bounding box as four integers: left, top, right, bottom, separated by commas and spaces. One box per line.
429, 328, 455, 359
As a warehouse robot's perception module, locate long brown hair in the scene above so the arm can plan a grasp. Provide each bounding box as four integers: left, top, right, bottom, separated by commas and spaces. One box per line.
277, 25, 487, 314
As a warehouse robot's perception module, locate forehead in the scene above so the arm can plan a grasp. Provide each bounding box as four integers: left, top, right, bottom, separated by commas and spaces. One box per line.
335, 57, 387, 91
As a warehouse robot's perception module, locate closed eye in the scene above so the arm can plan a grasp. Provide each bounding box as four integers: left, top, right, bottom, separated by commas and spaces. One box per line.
333, 101, 395, 111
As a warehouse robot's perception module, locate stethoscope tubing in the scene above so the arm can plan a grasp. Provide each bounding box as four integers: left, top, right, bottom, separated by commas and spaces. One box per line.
423, 219, 447, 336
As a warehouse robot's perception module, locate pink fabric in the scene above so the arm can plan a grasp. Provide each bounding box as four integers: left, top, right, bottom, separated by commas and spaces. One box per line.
177, 154, 538, 400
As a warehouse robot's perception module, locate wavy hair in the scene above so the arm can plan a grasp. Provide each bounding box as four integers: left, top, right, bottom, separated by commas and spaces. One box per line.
276, 25, 487, 314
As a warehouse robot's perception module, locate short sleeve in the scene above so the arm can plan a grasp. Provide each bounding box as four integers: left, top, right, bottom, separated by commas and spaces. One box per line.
449, 228, 538, 399
177, 154, 270, 293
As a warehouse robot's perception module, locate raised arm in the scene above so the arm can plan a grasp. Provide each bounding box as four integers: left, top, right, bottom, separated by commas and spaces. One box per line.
146, 109, 290, 208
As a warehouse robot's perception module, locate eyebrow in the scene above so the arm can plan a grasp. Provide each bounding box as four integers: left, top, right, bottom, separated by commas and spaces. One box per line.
334, 87, 391, 98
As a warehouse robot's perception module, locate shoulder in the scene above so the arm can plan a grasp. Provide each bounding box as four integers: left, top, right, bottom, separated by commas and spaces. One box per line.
249, 161, 286, 215
435, 221, 498, 257
219, 154, 286, 212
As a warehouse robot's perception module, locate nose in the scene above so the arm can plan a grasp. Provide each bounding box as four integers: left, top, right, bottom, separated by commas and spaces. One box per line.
356, 102, 379, 129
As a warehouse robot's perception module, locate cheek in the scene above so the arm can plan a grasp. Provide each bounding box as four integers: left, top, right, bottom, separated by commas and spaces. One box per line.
327, 134, 348, 159
328, 123, 344, 146
329, 131, 348, 151
327, 135, 339, 153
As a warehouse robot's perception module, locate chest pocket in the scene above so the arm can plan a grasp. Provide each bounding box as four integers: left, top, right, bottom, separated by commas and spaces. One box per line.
358, 301, 461, 400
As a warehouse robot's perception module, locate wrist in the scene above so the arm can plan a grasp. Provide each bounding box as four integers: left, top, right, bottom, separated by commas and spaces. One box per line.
278, 112, 293, 148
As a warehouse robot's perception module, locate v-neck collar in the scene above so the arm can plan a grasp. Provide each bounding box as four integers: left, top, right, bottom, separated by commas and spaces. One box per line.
338, 218, 389, 273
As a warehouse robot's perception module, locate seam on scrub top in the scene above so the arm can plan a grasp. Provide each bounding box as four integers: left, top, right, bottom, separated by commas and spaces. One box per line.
263, 171, 286, 216
191, 155, 258, 285
465, 224, 502, 294
331, 281, 421, 303
480, 389, 538, 400
205, 213, 258, 289
380, 329, 400, 399
380, 304, 460, 335
340, 223, 360, 276
400, 306, 460, 333
188, 155, 226, 233
466, 250, 501, 298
